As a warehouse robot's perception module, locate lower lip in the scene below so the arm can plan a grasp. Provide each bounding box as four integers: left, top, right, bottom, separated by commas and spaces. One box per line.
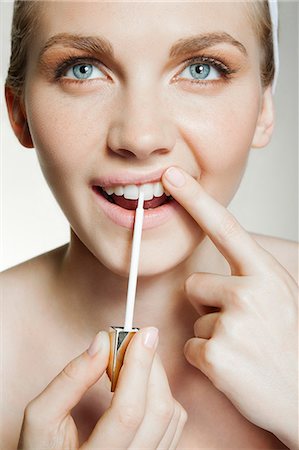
92, 187, 180, 230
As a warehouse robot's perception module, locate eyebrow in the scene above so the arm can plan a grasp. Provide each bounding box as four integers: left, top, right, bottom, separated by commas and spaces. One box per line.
169, 32, 247, 58
39, 33, 114, 60
39, 31, 247, 63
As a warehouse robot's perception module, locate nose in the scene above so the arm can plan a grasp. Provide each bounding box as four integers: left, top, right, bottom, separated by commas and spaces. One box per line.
107, 88, 176, 160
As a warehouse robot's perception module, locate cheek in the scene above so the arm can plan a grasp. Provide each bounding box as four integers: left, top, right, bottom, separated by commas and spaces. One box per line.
173, 87, 260, 205
24, 82, 111, 183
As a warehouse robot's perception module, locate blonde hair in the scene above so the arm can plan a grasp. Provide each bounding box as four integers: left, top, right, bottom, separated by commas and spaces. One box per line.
6, 1, 39, 97
6, 0, 276, 97
246, 0, 276, 87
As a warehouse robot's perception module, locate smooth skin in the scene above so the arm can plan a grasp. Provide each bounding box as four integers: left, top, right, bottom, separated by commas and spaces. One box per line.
162, 167, 298, 450
2, 1, 298, 449
12, 167, 299, 450
18, 327, 187, 449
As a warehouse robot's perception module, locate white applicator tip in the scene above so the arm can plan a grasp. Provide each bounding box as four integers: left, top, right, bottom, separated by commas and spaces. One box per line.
124, 192, 145, 331
137, 191, 145, 209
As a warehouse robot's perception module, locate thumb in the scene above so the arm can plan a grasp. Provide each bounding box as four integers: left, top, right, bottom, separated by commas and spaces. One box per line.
27, 331, 110, 423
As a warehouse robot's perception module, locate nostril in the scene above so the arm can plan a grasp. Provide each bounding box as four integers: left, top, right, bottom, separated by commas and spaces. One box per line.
108, 146, 171, 160
158, 148, 171, 155
108, 147, 137, 159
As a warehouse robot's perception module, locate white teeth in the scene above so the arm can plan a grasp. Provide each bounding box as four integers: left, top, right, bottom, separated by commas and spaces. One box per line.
123, 184, 139, 200
139, 183, 154, 201
105, 187, 114, 195
153, 182, 164, 197
114, 186, 124, 196
102, 181, 170, 200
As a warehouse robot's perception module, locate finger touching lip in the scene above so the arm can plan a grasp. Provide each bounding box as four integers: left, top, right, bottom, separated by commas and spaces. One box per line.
162, 166, 265, 275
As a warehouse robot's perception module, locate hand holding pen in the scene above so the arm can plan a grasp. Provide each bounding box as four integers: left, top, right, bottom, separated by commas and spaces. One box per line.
17, 327, 187, 449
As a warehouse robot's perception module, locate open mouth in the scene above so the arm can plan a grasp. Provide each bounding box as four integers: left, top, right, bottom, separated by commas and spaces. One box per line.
93, 181, 173, 210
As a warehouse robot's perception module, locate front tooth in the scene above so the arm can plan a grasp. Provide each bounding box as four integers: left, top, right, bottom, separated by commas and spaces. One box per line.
114, 185, 124, 196
104, 187, 114, 195
139, 183, 154, 200
123, 184, 139, 200
153, 182, 164, 197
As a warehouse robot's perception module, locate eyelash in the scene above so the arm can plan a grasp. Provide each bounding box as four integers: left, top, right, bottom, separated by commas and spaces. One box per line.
54, 56, 108, 82
53, 54, 236, 86
177, 55, 236, 84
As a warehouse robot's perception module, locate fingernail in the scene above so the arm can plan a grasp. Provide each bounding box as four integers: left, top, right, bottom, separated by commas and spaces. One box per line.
143, 327, 159, 349
184, 340, 191, 355
87, 331, 105, 357
164, 167, 186, 187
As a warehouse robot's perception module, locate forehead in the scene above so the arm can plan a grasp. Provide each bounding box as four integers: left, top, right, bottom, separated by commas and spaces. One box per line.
36, 1, 256, 54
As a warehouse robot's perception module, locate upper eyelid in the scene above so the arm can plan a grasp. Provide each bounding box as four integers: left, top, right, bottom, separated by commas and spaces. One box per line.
57, 55, 229, 73
179, 56, 230, 71
51, 50, 227, 69
52, 53, 234, 84
55, 56, 110, 78
60, 56, 106, 69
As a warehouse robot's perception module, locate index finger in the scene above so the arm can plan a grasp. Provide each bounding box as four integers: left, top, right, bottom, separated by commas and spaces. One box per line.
162, 167, 269, 275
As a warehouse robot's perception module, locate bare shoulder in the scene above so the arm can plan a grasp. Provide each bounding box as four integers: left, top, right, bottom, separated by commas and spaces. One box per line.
251, 233, 298, 282
0, 246, 66, 332
1, 244, 68, 347
1, 244, 67, 290
1, 245, 68, 449
1, 244, 69, 343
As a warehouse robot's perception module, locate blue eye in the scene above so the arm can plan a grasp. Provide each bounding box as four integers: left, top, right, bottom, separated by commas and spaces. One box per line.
65, 63, 105, 80
190, 64, 211, 79
179, 62, 221, 81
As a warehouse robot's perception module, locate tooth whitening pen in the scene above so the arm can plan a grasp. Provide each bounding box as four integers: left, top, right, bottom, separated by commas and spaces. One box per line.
107, 192, 145, 391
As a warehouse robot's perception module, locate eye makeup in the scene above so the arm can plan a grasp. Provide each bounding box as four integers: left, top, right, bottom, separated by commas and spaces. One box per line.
53, 56, 108, 81
39, 47, 242, 90
171, 51, 245, 92
38, 50, 111, 85
174, 55, 238, 83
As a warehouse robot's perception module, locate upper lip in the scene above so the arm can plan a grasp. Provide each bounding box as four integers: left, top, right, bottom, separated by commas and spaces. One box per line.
91, 167, 170, 188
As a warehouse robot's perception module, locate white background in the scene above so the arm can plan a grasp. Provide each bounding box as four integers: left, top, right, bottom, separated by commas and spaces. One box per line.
1, 1, 298, 271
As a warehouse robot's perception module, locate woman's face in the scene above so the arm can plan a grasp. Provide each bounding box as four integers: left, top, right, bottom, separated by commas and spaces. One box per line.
22, 0, 266, 276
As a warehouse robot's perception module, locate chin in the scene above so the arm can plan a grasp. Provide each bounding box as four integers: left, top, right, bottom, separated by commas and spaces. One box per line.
89, 217, 202, 278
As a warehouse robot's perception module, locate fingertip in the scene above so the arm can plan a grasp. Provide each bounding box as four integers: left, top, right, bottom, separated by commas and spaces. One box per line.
129, 327, 159, 352
163, 167, 186, 188
183, 337, 202, 368
184, 273, 196, 295
87, 330, 110, 358
141, 326, 159, 350
183, 338, 192, 358
120, 327, 159, 370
